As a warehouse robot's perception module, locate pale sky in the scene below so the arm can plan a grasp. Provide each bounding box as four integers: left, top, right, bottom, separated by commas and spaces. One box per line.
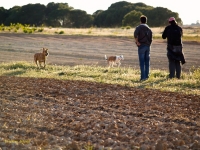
1, 0, 199, 25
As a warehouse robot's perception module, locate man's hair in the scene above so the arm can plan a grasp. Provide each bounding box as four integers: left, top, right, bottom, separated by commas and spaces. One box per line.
140, 15, 147, 24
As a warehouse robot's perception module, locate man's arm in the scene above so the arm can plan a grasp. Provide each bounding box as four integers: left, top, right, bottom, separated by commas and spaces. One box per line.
134, 27, 141, 46
134, 37, 141, 46
162, 27, 168, 39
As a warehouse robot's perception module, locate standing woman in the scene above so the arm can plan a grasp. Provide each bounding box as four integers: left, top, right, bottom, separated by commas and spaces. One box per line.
162, 17, 186, 79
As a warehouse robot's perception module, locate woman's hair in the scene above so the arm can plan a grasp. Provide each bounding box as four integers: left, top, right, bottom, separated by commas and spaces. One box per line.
140, 15, 147, 23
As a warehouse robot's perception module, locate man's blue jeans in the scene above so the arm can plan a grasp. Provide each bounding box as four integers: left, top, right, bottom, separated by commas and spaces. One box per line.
138, 45, 150, 80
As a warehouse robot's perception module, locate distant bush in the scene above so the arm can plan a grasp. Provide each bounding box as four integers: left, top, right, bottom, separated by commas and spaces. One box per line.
23, 29, 28, 33
0, 27, 5, 31
59, 31, 64, 34
87, 30, 92, 34
23, 28, 33, 34
38, 28, 44, 32
126, 26, 131, 29
32, 27, 37, 32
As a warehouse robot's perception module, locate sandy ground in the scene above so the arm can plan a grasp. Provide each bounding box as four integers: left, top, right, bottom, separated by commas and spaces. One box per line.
0, 33, 200, 72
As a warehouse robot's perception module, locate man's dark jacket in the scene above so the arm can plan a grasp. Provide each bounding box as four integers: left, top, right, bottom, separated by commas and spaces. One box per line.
162, 24, 186, 64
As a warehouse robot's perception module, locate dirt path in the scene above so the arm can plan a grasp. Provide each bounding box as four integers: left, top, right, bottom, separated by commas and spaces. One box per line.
0, 33, 200, 72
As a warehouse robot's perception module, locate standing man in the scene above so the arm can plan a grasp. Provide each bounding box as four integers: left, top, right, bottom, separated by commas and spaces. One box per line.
162, 17, 186, 79
134, 15, 153, 81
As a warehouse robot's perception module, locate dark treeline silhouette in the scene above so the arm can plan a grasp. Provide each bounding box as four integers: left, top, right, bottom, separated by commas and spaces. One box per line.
0, 1, 182, 28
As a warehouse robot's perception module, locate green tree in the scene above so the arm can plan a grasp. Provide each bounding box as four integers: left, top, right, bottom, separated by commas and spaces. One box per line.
122, 10, 142, 27
93, 10, 107, 27
147, 7, 182, 27
1, 1, 183, 28
45, 2, 73, 27
69, 9, 93, 28
93, 2, 152, 27
93, 1, 181, 27
15, 4, 46, 26
102, 1, 136, 27
4, 6, 21, 25
0, 7, 8, 24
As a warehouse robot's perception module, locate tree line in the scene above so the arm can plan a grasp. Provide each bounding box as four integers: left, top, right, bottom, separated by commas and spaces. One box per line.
0, 1, 182, 28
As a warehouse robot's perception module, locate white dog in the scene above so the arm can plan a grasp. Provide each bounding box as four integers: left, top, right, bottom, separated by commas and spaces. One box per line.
105, 55, 124, 67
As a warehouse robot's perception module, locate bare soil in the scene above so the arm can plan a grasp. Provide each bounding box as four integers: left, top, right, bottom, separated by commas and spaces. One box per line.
0, 33, 200, 149
0, 76, 200, 149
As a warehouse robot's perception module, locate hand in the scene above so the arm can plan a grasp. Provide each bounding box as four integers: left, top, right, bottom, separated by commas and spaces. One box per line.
136, 41, 141, 46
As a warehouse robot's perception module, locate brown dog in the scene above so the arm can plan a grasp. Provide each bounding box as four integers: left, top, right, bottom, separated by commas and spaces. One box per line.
105, 55, 124, 68
34, 48, 49, 68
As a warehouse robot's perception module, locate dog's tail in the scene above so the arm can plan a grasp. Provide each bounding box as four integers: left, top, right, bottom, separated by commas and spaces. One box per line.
105, 55, 107, 60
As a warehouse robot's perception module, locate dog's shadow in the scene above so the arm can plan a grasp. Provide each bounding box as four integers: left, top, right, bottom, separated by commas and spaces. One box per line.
2, 70, 26, 76
103, 69, 109, 73
36, 67, 46, 70
34, 65, 47, 70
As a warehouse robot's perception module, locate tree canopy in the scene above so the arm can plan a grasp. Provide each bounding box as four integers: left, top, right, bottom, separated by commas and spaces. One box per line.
0, 1, 182, 27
